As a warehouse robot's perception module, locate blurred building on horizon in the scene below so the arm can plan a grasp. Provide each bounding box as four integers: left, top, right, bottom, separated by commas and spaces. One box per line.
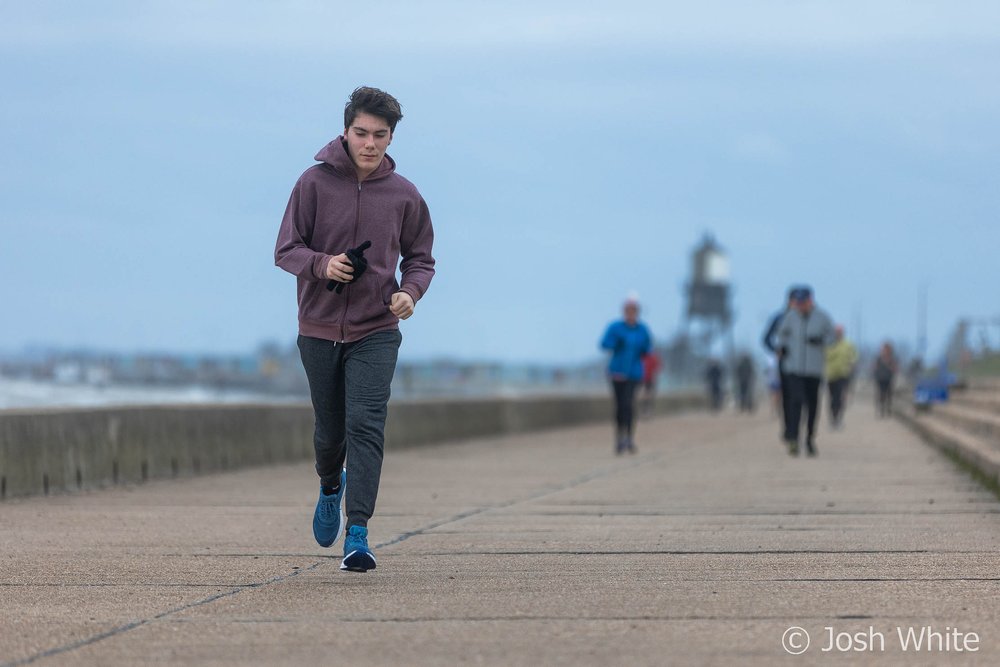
1, 313, 994, 410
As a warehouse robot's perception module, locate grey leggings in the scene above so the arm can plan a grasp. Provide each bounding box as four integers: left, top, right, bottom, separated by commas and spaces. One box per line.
297, 330, 401, 529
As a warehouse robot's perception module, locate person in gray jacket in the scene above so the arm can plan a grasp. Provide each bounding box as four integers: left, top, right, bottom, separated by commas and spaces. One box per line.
775, 287, 835, 456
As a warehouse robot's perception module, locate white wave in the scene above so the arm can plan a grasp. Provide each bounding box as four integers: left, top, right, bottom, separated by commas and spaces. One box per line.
0, 378, 294, 410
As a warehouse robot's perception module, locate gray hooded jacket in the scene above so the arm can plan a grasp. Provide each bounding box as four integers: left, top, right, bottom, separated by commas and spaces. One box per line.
775, 307, 835, 377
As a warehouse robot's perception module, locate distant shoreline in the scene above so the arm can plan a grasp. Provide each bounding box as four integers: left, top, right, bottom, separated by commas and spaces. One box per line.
0, 377, 301, 411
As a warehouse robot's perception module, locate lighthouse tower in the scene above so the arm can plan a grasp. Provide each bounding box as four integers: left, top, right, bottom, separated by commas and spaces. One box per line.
683, 234, 734, 367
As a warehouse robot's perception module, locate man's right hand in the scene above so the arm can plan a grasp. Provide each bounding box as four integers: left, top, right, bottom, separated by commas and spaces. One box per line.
326, 253, 355, 283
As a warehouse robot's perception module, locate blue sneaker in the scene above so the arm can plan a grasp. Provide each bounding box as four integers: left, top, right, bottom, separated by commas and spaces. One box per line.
341, 525, 377, 572
312, 469, 345, 548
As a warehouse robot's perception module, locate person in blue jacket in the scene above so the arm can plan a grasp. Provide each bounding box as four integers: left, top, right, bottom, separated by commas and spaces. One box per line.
600, 295, 653, 454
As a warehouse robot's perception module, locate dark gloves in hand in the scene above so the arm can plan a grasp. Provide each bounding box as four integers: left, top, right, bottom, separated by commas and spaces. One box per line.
327, 240, 372, 293
807, 335, 824, 345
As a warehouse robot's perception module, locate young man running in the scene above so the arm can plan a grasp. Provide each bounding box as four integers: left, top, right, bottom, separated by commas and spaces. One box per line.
275, 87, 435, 571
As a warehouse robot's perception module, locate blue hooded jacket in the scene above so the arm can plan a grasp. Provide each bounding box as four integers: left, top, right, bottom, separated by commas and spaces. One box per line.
600, 321, 652, 381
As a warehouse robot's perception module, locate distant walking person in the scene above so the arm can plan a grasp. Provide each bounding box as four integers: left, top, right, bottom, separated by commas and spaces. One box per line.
874, 342, 898, 418
735, 354, 756, 413
765, 356, 782, 416
275, 87, 436, 572
601, 296, 652, 454
705, 359, 725, 412
763, 288, 798, 437
824, 325, 858, 429
775, 287, 835, 456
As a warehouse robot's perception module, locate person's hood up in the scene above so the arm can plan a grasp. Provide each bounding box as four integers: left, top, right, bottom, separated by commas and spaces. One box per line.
313, 137, 396, 181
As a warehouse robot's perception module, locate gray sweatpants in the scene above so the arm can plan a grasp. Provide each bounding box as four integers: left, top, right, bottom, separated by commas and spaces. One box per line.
297, 329, 401, 529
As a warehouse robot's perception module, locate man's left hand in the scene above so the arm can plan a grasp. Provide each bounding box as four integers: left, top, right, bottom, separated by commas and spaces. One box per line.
390, 292, 415, 320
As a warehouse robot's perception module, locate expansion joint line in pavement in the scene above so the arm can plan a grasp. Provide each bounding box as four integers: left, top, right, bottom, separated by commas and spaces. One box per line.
2, 448, 660, 666
376, 449, 665, 550
0, 566, 322, 667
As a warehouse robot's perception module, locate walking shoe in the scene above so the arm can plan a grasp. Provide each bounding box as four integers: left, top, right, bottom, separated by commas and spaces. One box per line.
312, 469, 346, 548
341, 525, 377, 572
785, 438, 799, 456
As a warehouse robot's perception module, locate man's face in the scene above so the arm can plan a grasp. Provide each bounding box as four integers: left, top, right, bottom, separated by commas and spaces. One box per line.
344, 111, 392, 180
796, 296, 814, 314
624, 303, 639, 324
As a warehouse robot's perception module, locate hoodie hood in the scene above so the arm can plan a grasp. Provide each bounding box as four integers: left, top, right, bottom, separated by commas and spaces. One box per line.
313, 137, 397, 181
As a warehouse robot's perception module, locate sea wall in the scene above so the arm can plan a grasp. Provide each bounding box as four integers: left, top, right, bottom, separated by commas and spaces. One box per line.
0, 392, 703, 500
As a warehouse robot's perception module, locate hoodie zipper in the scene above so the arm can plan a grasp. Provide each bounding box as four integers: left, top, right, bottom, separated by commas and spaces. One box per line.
338, 181, 363, 342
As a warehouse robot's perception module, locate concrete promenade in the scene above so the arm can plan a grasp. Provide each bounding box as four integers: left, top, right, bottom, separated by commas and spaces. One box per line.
1, 405, 998, 665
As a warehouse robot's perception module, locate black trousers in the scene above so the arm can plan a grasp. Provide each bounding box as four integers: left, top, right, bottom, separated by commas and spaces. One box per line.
828, 377, 849, 424
611, 379, 639, 437
297, 330, 401, 529
779, 370, 793, 435
876, 380, 893, 417
786, 374, 821, 449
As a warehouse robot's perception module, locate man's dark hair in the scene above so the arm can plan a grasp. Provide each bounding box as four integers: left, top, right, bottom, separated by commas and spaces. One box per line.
344, 86, 403, 132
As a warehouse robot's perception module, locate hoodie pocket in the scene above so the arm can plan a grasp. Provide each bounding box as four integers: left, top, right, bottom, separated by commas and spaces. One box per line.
380, 276, 401, 307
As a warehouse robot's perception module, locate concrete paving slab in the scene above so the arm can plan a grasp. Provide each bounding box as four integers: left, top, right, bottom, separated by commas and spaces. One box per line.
1, 405, 998, 665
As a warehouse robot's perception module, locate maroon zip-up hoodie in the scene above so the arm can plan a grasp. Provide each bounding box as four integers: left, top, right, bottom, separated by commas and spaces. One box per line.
274, 138, 435, 343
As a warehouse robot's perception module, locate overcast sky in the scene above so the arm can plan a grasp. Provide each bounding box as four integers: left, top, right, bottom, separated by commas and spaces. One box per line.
2, 1, 998, 363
